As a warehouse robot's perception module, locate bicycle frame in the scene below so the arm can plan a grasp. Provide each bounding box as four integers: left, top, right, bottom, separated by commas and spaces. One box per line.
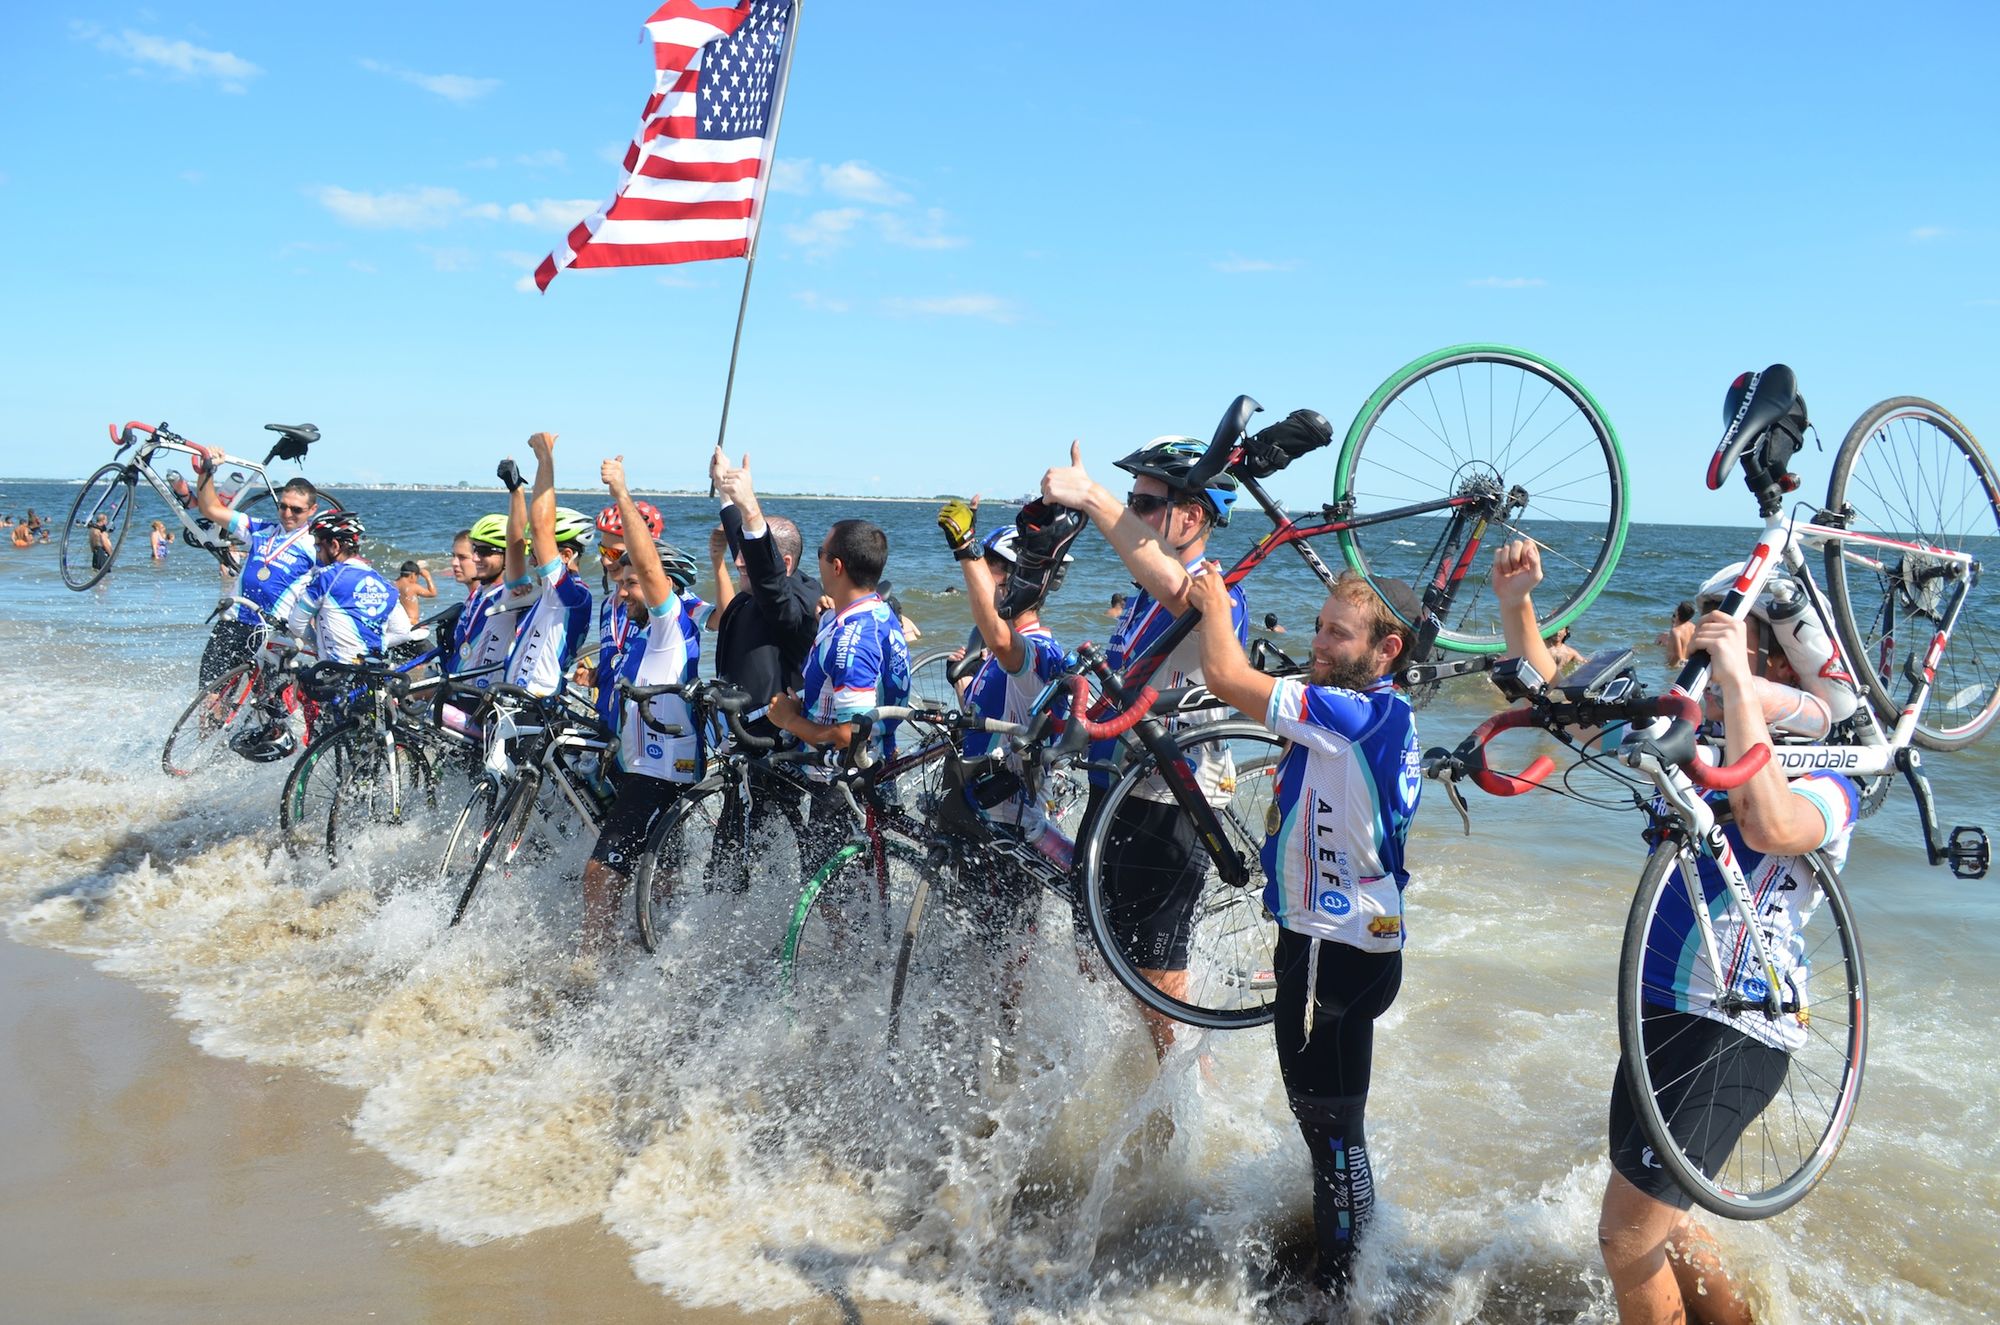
110, 424, 285, 562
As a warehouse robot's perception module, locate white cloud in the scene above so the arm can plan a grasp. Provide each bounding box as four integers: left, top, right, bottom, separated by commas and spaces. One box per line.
515, 273, 541, 293
515, 148, 567, 169
821, 160, 908, 205
359, 58, 498, 104
1213, 255, 1300, 274
793, 290, 852, 313
1466, 276, 1547, 289
421, 246, 479, 272
882, 294, 1019, 324
783, 207, 866, 253
1910, 225, 1950, 242
312, 185, 467, 229
75, 23, 261, 91
877, 208, 966, 250
489, 198, 597, 229
768, 159, 814, 194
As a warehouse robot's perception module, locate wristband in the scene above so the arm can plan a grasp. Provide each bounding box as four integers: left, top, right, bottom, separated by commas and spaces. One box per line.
952, 544, 982, 562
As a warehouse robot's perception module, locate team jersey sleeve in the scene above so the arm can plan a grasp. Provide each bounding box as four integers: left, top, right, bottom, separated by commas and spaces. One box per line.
1791, 772, 1861, 850
1009, 631, 1066, 684
225, 511, 266, 540
286, 570, 323, 637
1265, 677, 1387, 753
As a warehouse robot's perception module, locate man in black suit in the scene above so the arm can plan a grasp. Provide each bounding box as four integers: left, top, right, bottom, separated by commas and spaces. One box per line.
705, 446, 824, 893
709, 446, 821, 733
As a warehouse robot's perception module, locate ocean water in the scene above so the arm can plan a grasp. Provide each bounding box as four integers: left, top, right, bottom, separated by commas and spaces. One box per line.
1, 475, 1996, 1324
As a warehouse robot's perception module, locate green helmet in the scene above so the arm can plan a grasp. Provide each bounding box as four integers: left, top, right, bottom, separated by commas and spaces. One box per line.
467, 513, 509, 550
553, 507, 598, 548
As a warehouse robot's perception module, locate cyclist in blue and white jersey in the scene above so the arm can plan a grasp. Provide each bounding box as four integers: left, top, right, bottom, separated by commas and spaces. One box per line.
579, 458, 698, 954
443, 511, 519, 683
1040, 435, 1247, 1057
768, 517, 911, 857
286, 511, 414, 663
1189, 561, 1421, 1304
492, 431, 594, 698
1494, 538, 1860, 1325
192, 458, 322, 685
935, 500, 1071, 850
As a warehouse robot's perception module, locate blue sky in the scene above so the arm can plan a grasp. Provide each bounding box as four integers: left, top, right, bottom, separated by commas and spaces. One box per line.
2, 2, 1994, 522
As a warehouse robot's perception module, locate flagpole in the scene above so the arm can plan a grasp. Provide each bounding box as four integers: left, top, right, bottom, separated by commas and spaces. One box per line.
715, 0, 804, 462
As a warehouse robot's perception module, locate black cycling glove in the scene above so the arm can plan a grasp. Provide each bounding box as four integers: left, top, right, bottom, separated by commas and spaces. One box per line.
1241, 409, 1333, 479
497, 458, 525, 492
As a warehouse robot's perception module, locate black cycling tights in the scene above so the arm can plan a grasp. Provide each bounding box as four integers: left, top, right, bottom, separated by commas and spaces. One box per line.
1271, 930, 1403, 1293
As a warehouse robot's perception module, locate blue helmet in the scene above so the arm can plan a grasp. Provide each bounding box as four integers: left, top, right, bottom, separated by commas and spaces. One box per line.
1113, 436, 1238, 528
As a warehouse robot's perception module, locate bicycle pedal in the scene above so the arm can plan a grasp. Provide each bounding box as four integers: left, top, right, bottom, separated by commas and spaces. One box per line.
1948, 825, 1989, 880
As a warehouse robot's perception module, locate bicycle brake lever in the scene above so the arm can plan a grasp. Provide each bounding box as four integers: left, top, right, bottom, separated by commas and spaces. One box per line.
1440, 776, 1470, 836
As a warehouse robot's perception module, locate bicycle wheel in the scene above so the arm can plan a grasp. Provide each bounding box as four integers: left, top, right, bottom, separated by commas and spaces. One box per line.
1823, 397, 2000, 750
449, 773, 536, 925
438, 778, 502, 911
326, 732, 436, 867
162, 664, 260, 776
1617, 840, 1866, 1220
280, 721, 357, 851
1078, 720, 1283, 1030
782, 834, 932, 1029
1333, 345, 1628, 652
61, 463, 137, 590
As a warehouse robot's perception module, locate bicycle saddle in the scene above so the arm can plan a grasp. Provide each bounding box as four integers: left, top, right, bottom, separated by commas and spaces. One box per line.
262, 423, 320, 465
1707, 366, 1806, 503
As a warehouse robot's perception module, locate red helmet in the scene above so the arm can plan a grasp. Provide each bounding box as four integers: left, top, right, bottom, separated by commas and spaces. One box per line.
596, 500, 663, 540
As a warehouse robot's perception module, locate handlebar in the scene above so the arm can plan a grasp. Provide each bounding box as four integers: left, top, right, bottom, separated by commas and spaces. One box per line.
301, 659, 413, 701
1430, 693, 1771, 797
615, 678, 774, 749
1066, 674, 1157, 739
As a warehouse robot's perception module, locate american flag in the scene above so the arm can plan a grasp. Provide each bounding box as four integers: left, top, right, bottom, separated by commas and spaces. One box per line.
535, 0, 796, 292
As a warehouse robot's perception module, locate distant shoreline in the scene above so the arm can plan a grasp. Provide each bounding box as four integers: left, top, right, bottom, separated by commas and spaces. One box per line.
0, 478, 975, 504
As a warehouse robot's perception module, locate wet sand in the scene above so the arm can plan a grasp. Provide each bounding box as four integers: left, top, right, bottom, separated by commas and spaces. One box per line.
0, 936, 876, 1324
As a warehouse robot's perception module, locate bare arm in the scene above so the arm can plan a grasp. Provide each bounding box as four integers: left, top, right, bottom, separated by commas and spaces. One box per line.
1189, 562, 1274, 718
1491, 539, 1562, 684
503, 472, 529, 584
767, 693, 852, 749
708, 522, 737, 617
602, 457, 674, 610
415, 565, 437, 598
1699, 613, 1829, 855
526, 431, 558, 572
1041, 442, 1196, 613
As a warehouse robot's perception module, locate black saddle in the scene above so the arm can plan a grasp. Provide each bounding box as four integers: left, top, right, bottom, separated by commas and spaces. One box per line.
262, 423, 320, 465
1706, 365, 1807, 512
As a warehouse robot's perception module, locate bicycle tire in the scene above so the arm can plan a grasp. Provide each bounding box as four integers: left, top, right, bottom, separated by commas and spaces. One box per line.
61, 463, 137, 591
1617, 839, 1867, 1220
1823, 396, 2000, 750
1333, 344, 1628, 653
449, 773, 535, 925
325, 731, 436, 868
280, 720, 358, 850
161, 663, 260, 776
1078, 720, 1284, 1030
631, 775, 811, 953
780, 835, 931, 1027
438, 778, 501, 911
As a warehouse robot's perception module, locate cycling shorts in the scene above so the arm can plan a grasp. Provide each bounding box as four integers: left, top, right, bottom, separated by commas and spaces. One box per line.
588, 770, 683, 873
1608, 1008, 1788, 1210
1092, 792, 1203, 971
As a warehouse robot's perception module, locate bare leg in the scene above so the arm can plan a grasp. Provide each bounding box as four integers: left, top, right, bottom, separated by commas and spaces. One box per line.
1137, 966, 1188, 1058
1599, 1172, 1753, 1325
579, 858, 627, 954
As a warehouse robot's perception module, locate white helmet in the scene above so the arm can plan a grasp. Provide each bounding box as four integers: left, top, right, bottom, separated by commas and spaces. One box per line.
1696, 562, 1859, 733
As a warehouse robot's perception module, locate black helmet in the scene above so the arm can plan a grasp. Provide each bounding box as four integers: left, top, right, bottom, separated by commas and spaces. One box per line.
996, 500, 1087, 620
1113, 436, 1239, 527
229, 722, 298, 763
308, 509, 365, 549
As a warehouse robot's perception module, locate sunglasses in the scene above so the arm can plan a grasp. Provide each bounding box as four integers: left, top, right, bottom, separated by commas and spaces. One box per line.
279, 502, 314, 516
1127, 492, 1175, 517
